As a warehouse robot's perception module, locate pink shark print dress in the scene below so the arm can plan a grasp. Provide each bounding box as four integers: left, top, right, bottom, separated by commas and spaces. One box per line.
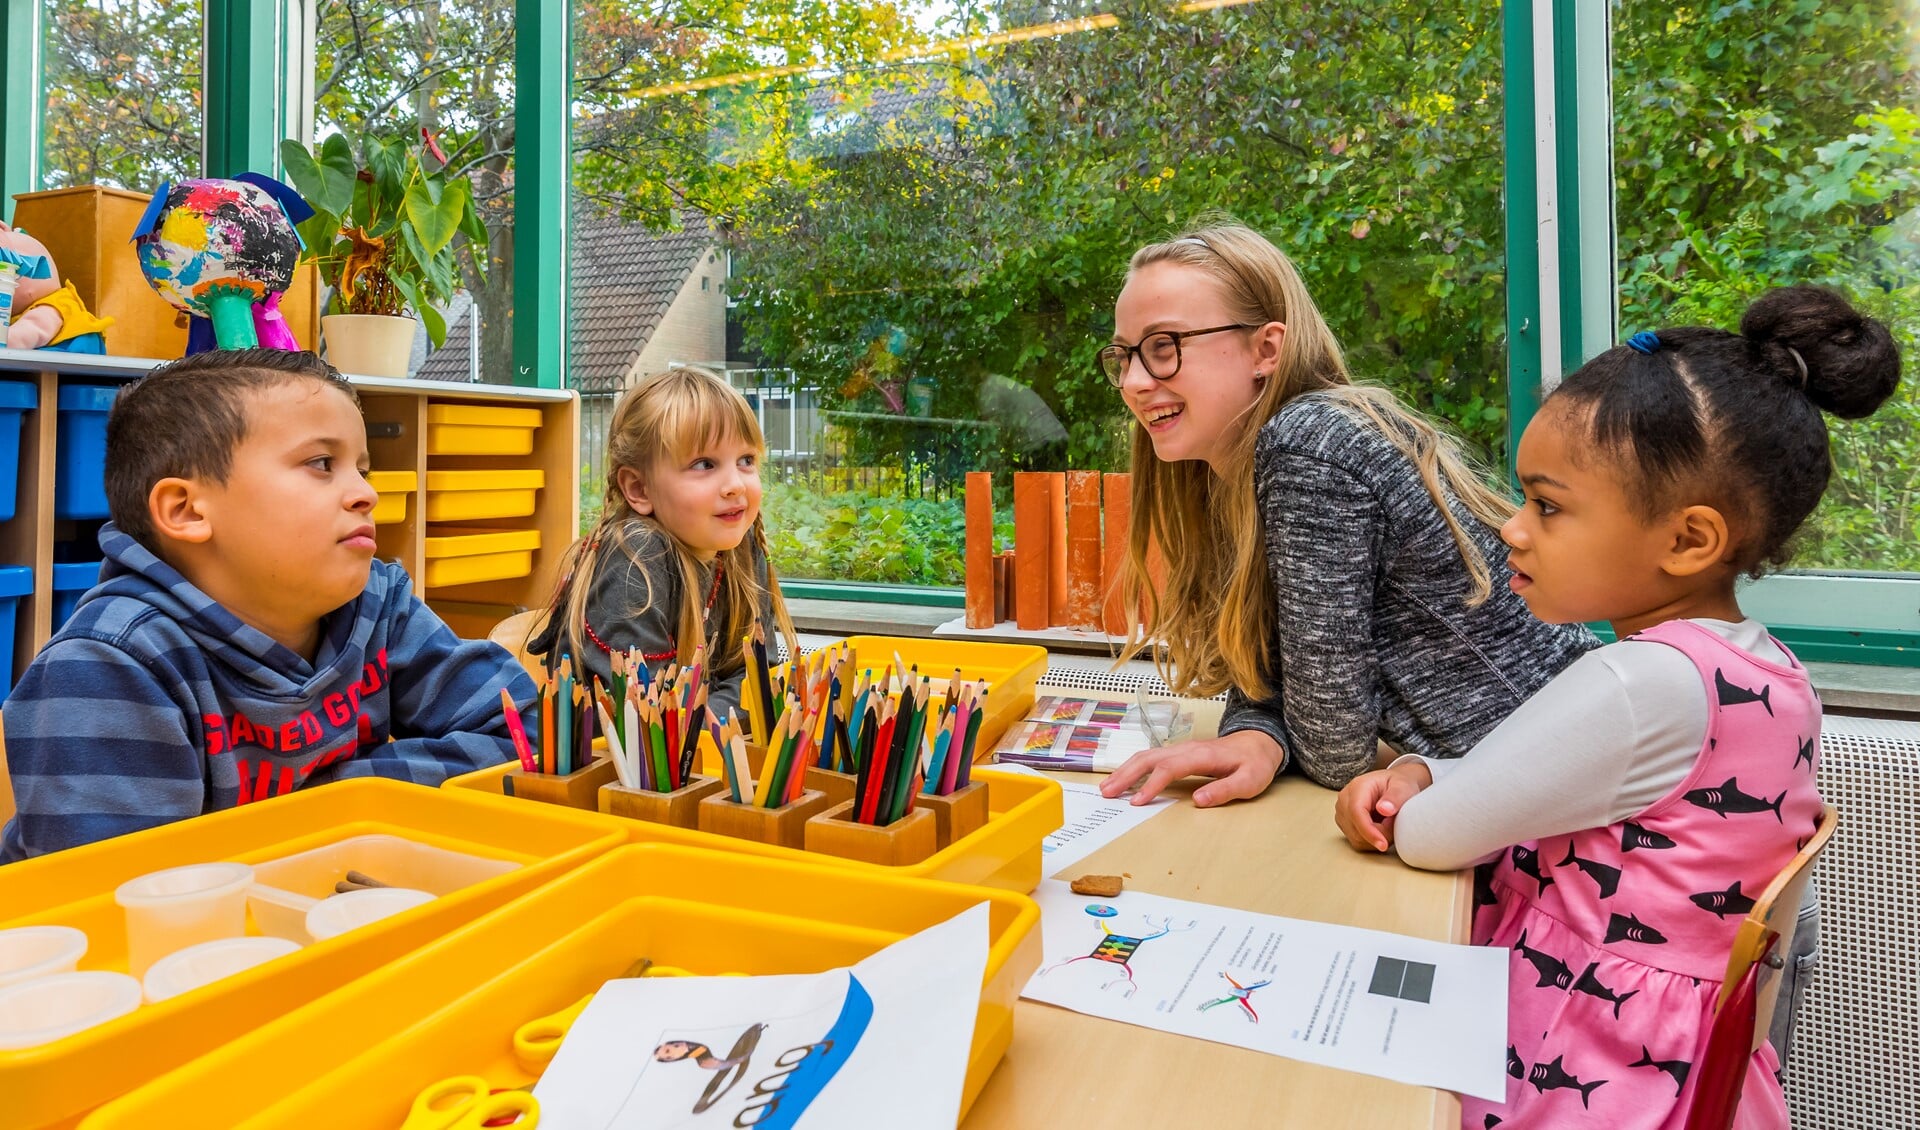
1463, 620, 1822, 1130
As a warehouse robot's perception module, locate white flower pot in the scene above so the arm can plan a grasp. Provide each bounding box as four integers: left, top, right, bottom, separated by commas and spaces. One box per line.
321, 314, 417, 378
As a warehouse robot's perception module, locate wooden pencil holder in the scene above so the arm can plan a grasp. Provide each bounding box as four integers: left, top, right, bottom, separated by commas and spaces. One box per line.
502, 757, 620, 810
599, 775, 727, 829
696, 789, 832, 851
802, 766, 857, 807
913, 780, 990, 849
803, 801, 938, 867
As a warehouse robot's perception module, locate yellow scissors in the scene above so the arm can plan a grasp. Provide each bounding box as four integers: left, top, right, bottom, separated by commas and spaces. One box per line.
400, 1075, 538, 1130
512, 957, 658, 1073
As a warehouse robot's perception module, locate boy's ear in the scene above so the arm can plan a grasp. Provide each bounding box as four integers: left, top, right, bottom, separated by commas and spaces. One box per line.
148, 477, 213, 545
1660, 504, 1732, 578
615, 465, 654, 516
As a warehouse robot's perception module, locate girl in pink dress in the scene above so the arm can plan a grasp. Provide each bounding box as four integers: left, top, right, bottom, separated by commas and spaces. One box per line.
1333, 286, 1902, 1129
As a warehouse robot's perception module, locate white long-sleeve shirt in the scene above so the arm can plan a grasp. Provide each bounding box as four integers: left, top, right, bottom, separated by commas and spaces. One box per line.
1392, 618, 1791, 871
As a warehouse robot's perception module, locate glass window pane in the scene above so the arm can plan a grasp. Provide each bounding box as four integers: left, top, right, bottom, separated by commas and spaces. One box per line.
41, 0, 204, 190
310, 0, 513, 383
1615, 3, 1918, 575
569, 1, 1506, 585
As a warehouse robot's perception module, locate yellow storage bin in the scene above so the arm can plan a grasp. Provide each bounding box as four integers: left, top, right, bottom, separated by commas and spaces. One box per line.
842, 635, 1047, 752
423, 469, 546, 522
422, 526, 540, 588
82, 843, 1041, 1130
425, 404, 543, 456
365, 470, 416, 525
448, 764, 1061, 893
0, 779, 625, 1130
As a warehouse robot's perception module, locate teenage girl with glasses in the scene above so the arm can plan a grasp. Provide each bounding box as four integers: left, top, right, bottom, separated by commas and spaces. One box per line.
1097, 219, 1596, 805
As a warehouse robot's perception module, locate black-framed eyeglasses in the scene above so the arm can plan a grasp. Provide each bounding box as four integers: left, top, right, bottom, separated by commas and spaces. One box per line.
1097, 324, 1260, 387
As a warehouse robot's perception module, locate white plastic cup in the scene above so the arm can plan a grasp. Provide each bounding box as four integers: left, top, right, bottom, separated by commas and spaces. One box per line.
0, 971, 142, 1050
303, 887, 435, 941
113, 863, 254, 977
0, 926, 89, 989
141, 936, 302, 1003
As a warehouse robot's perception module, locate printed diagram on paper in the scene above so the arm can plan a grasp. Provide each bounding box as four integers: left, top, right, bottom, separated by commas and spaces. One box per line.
1020, 881, 1509, 1100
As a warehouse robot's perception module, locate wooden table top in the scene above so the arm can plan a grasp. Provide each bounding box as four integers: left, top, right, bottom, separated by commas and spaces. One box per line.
961, 690, 1468, 1130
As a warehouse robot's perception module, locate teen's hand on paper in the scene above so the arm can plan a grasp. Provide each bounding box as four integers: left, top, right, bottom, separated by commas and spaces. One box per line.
1099, 730, 1286, 808
1334, 760, 1433, 852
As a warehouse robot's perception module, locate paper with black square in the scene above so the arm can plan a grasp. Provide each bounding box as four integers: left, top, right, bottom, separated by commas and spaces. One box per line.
1022, 881, 1509, 1100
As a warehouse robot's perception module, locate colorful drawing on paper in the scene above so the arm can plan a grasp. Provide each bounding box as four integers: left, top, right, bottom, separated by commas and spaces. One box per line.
1039, 913, 1196, 997
1085, 904, 1119, 918
1196, 971, 1272, 1023
656, 1024, 765, 1113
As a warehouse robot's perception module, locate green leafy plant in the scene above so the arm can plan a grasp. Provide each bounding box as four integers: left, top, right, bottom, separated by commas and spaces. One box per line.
279, 131, 487, 348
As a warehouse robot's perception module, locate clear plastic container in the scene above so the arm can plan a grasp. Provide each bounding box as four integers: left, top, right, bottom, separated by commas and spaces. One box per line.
245, 834, 516, 943
304, 888, 437, 941
113, 863, 253, 977
141, 937, 302, 1003
0, 972, 142, 1050
0, 926, 88, 989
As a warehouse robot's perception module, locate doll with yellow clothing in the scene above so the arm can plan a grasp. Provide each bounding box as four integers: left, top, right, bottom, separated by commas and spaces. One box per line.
0, 220, 114, 354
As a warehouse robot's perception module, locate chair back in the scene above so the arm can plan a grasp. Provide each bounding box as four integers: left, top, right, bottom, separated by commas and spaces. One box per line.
488, 609, 549, 680
1686, 803, 1837, 1130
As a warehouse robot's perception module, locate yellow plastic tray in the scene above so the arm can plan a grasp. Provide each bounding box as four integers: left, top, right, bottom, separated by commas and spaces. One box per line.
423, 469, 546, 522
425, 404, 543, 456
365, 470, 416, 526
842, 635, 1047, 752
0, 779, 624, 1130
447, 764, 1061, 893
422, 526, 540, 588
82, 844, 1041, 1130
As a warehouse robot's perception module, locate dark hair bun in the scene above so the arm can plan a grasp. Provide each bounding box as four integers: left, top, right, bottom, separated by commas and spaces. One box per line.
1740, 285, 1902, 419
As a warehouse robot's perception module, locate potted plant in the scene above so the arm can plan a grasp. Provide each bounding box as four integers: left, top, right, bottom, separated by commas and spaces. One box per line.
279, 130, 486, 377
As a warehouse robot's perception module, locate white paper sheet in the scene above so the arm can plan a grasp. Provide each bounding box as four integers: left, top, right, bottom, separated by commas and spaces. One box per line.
1032, 776, 1176, 874
1020, 881, 1509, 1100
534, 903, 990, 1129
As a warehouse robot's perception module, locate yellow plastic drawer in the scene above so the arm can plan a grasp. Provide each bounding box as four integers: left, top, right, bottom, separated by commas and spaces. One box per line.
365, 470, 416, 526
82, 844, 1041, 1130
423, 470, 546, 522
425, 404, 543, 456
422, 527, 540, 588
447, 764, 1061, 893
0, 780, 625, 1130
843, 636, 1047, 752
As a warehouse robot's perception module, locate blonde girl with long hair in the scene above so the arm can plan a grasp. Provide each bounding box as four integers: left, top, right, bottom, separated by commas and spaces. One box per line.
529, 366, 797, 724
1099, 220, 1594, 805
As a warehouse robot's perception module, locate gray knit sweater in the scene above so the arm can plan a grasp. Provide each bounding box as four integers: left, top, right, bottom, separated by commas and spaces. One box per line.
1216, 392, 1598, 788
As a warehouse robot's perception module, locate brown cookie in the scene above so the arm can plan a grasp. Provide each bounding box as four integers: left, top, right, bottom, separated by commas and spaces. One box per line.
1070, 874, 1124, 897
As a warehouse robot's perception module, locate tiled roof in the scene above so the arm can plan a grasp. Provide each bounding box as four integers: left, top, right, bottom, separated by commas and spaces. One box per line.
417, 217, 712, 387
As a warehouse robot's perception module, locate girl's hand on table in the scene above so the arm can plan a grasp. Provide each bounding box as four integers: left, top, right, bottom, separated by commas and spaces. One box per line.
1334, 761, 1433, 852
1100, 730, 1286, 808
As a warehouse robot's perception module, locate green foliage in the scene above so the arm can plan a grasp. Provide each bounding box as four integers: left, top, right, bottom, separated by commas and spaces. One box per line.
38, 0, 203, 192
760, 482, 1001, 586
280, 131, 488, 348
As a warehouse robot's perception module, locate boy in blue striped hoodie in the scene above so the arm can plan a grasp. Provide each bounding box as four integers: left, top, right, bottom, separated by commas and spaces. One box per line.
0, 349, 535, 862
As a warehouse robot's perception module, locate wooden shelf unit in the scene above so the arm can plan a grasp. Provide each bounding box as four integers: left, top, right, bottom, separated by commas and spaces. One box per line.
0, 348, 580, 688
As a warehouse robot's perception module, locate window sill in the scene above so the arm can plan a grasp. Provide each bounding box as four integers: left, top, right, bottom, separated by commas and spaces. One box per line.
790, 599, 1920, 718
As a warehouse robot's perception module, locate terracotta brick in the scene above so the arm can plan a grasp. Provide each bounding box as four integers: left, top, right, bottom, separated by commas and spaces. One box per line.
1012, 474, 1051, 631
1102, 472, 1132, 636
964, 472, 995, 628
1066, 471, 1103, 629
1045, 472, 1068, 626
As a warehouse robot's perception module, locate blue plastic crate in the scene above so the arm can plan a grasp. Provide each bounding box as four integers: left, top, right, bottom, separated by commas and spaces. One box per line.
0, 564, 34, 705
55, 384, 120, 521
0, 382, 38, 524
50, 560, 104, 631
